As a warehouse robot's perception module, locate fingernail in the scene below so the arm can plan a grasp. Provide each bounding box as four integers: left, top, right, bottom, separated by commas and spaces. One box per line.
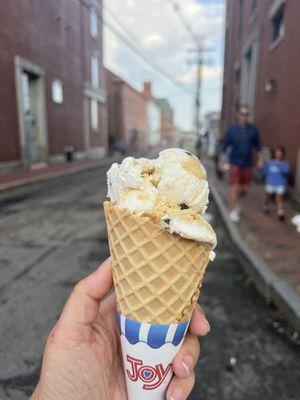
203, 318, 210, 333
98, 256, 112, 269
181, 356, 193, 377
170, 387, 183, 400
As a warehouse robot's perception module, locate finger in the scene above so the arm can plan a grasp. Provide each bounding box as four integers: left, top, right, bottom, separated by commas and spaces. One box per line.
189, 304, 210, 336
101, 289, 117, 314
166, 372, 195, 400
58, 257, 112, 332
172, 334, 200, 379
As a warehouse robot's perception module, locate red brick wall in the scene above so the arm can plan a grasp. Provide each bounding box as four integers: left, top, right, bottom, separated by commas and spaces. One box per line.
221, 0, 300, 182
221, 0, 239, 134
0, 0, 105, 163
255, 0, 300, 179
105, 68, 147, 149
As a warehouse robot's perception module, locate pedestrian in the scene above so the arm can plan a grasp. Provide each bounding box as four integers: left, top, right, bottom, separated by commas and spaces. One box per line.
195, 135, 202, 158
219, 105, 263, 223
263, 146, 290, 221
213, 138, 224, 180
29, 258, 210, 400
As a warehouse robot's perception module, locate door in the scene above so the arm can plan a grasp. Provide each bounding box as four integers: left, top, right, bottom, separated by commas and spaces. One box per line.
21, 72, 39, 165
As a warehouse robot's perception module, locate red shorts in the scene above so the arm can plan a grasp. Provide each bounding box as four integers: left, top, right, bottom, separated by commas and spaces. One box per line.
230, 165, 252, 186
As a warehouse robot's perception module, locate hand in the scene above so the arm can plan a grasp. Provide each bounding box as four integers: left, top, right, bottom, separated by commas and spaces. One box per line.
256, 158, 264, 169
256, 153, 264, 169
30, 258, 210, 400
218, 154, 226, 172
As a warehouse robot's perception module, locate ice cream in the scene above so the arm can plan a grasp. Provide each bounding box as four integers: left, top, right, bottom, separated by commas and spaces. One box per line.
107, 148, 217, 250
104, 148, 217, 400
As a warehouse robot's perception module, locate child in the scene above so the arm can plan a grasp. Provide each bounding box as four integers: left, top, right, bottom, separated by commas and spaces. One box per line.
263, 146, 290, 220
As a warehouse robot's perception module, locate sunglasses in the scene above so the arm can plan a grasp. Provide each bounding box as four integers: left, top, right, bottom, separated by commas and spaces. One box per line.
240, 112, 249, 116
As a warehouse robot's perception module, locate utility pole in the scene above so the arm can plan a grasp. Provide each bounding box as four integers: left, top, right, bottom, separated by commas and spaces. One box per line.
189, 42, 213, 139
195, 45, 202, 138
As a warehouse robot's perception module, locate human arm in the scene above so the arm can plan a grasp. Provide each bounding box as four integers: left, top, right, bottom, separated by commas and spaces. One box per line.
29, 258, 210, 400
218, 129, 231, 171
281, 161, 291, 177
251, 127, 263, 168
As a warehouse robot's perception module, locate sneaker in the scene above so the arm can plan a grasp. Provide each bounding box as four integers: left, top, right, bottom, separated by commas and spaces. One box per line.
277, 211, 285, 221
229, 210, 240, 223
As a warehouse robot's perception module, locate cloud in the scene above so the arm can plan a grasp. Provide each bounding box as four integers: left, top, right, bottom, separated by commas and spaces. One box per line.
143, 33, 166, 49
104, 0, 225, 130
181, 65, 223, 85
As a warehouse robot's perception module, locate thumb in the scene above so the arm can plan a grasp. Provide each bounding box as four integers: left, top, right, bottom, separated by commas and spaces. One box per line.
56, 257, 113, 339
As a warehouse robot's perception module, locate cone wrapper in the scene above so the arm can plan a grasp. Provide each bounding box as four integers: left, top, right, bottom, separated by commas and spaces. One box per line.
118, 312, 190, 400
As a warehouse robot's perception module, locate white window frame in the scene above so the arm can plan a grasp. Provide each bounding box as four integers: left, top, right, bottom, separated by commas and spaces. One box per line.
52, 79, 63, 104
91, 55, 99, 88
268, 0, 286, 51
90, 7, 98, 38
90, 99, 98, 131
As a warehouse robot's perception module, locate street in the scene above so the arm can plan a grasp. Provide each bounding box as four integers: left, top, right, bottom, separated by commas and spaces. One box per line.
0, 164, 299, 400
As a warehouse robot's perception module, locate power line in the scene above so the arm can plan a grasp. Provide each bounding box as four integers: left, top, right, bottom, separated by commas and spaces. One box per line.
76, 0, 194, 95
167, 0, 200, 45
104, 17, 194, 95
167, 0, 214, 135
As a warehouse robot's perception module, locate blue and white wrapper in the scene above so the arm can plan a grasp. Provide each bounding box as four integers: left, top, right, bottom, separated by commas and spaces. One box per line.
117, 312, 190, 400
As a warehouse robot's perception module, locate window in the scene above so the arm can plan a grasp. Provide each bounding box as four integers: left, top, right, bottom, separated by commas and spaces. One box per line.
271, 4, 285, 42
52, 79, 63, 104
238, 0, 244, 40
91, 55, 99, 88
90, 99, 98, 130
90, 7, 98, 38
235, 68, 241, 85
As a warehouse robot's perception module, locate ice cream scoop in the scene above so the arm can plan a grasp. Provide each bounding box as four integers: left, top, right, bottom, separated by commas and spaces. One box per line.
107, 148, 216, 248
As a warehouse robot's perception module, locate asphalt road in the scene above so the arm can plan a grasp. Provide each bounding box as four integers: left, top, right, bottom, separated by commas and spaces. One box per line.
0, 164, 299, 400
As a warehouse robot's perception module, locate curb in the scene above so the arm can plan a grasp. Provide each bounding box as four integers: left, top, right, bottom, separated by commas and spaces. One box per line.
209, 178, 300, 332
0, 148, 162, 198
0, 156, 121, 198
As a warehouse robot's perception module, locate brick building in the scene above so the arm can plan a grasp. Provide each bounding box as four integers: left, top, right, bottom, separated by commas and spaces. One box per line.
0, 0, 107, 170
222, 0, 300, 191
142, 82, 161, 147
105, 68, 147, 151
156, 98, 176, 145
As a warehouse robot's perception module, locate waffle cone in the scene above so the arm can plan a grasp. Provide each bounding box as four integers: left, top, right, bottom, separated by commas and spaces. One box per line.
104, 201, 213, 324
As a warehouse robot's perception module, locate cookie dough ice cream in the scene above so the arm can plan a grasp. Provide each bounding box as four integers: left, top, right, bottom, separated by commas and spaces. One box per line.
107, 148, 216, 253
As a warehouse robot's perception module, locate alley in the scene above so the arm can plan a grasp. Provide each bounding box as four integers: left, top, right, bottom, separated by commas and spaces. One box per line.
0, 164, 299, 400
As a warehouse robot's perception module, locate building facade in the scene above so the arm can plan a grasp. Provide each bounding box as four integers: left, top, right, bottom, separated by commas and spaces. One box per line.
143, 82, 161, 147
204, 111, 221, 157
105, 68, 147, 151
156, 98, 176, 145
222, 0, 300, 191
0, 0, 107, 170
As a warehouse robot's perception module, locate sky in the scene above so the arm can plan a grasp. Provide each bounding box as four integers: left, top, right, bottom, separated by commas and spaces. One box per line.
104, 0, 225, 131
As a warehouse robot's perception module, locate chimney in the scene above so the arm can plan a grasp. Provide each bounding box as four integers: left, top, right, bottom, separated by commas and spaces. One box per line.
143, 81, 152, 97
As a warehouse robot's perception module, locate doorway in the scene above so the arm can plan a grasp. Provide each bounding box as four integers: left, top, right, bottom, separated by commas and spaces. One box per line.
15, 57, 48, 166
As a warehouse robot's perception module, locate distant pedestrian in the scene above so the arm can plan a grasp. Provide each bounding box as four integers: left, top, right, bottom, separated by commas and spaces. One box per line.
219, 105, 263, 223
263, 146, 290, 221
213, 138, 224, 180
195, 135, 202, 158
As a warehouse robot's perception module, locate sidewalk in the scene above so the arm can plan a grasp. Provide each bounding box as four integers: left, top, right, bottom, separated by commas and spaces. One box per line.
206, 161, 300, 331
0, 157, 119, 194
